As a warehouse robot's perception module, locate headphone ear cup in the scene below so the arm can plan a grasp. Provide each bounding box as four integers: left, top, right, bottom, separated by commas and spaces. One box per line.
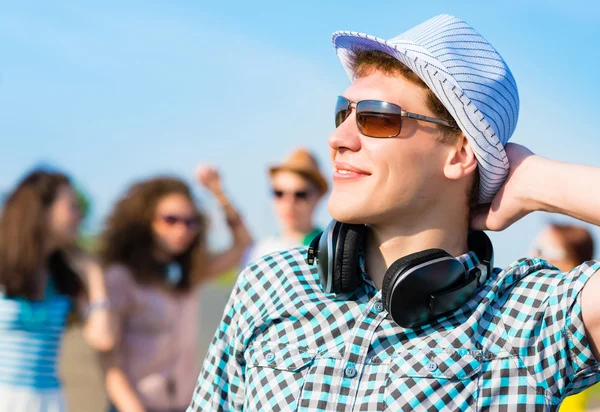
468, 231, 494, 273
381, 249, 449, 315
333, 223, 366, 293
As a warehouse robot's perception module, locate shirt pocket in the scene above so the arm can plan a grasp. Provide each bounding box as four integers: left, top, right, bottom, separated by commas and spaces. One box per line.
384, 348, 483, 412
243, 342, 316, 412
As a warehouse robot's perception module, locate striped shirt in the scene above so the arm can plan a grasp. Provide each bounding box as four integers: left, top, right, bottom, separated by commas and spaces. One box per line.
188, 248, 600, 411
0, 280, 72, 390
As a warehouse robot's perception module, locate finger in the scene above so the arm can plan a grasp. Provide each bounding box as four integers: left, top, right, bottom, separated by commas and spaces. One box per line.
471, 213, 489, 231
470, 204, 491, 231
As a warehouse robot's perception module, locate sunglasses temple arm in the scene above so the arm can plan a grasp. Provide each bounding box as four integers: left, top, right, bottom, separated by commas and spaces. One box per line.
403, 112, 456, 128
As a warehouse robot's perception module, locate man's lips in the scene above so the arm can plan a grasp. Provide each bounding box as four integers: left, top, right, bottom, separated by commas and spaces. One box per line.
333, 162, 371, 180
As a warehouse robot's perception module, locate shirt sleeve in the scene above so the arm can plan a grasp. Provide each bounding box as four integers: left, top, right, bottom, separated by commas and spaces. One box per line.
187, 266, 253, 412
522, 260, 600, 399
562, 261, 600, 395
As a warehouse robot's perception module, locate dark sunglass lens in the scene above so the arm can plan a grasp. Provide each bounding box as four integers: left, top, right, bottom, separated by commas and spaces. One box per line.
294, 191, 309, 200
184, 217, 199, 228
357, 113, 402, 137
335, 96, 351, 128
162, 215, 179, 225
356, 101, 403, 137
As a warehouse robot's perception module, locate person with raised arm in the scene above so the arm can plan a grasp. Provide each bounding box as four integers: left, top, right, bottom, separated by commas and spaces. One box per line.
99, 166, 251, 412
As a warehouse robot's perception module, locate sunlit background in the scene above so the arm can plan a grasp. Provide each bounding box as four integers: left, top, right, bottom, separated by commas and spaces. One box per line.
2, 1, 600, 410
2, 0, 600, 266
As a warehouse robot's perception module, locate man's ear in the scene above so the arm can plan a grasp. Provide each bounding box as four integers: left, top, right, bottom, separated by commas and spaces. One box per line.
443, 134, 478, 181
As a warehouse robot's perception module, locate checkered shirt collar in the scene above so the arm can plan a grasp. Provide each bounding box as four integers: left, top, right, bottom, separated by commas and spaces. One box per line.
359, 248, 480, 289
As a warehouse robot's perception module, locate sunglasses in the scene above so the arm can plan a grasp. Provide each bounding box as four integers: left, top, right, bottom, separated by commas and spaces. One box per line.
272, 189, 313, 201
335, 96, 457, 138
158, 214, 200, 229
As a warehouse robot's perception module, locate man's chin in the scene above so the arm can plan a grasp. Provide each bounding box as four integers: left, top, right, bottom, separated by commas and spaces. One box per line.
328, 200, 371, 225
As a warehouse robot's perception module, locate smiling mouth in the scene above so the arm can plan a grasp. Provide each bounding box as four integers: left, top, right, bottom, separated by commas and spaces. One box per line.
333, 170, 370, 181
333, 163, 371, 180
335, 168, 367, 175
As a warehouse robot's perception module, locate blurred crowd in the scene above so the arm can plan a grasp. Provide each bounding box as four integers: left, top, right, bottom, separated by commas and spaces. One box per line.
0, 148, 328, 412
0, 146, 598, 411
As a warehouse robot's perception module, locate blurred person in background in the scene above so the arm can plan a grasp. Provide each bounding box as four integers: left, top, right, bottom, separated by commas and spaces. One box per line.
98, 166, 252, 412
0, 169, 115, 412
243, 147, 328, 265
530, 224, 599, 412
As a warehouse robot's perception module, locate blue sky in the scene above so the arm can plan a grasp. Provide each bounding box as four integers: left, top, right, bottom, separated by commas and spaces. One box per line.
1, 0, 599, 266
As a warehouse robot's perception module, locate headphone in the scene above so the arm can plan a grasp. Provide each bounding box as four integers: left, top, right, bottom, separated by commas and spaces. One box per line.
306, 220, 493, 328
164, 261, 183, 286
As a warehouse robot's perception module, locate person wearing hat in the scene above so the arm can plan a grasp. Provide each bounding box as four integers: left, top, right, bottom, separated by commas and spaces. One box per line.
242, 148, 328, 266
189, 14, 600, 411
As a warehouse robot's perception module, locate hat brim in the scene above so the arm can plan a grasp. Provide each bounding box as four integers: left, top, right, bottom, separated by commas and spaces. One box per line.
332, 31, 509, 204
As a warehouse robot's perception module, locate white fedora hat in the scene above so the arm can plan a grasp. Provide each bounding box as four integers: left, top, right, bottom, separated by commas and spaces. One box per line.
332, 14, 519, 203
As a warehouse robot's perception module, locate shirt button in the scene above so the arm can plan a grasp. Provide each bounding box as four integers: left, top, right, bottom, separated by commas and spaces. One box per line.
427, 362, 438, 372
344, 365, 357, 378
265, 352, 276, 362
374, 301, 384, 313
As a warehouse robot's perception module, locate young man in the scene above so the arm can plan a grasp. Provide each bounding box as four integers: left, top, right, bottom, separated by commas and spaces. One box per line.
242, 148, 327, 266
188, 14, 600, 411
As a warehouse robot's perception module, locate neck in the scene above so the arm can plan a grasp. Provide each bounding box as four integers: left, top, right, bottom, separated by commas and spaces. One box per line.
153, 247, 172, 264
365, 207, 469, 290
281, 225, 315, 241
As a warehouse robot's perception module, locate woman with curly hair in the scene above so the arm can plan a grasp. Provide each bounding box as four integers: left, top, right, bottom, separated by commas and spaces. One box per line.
0, 169, 115, 412
98, 166, 252, 412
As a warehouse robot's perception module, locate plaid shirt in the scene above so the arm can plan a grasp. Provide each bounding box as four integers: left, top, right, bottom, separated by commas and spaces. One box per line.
188, 248, 600, 411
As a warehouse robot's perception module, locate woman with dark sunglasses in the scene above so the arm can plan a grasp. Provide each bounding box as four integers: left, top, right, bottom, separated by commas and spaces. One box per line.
97, 168, 252, 412
0, 169, 115, 412
242, 148, 328, 266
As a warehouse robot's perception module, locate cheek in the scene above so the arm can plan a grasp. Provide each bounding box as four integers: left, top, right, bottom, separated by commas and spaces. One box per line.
153, 222, 195, 247
51, 208, 78, 234
152, 222, 171, 243
184, 230, 198, 244
274, 201, 291, 214
397, 135, 441, 168
373, 143, 440, 200
372, 144, 410, 184
300, 199, 318, 214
